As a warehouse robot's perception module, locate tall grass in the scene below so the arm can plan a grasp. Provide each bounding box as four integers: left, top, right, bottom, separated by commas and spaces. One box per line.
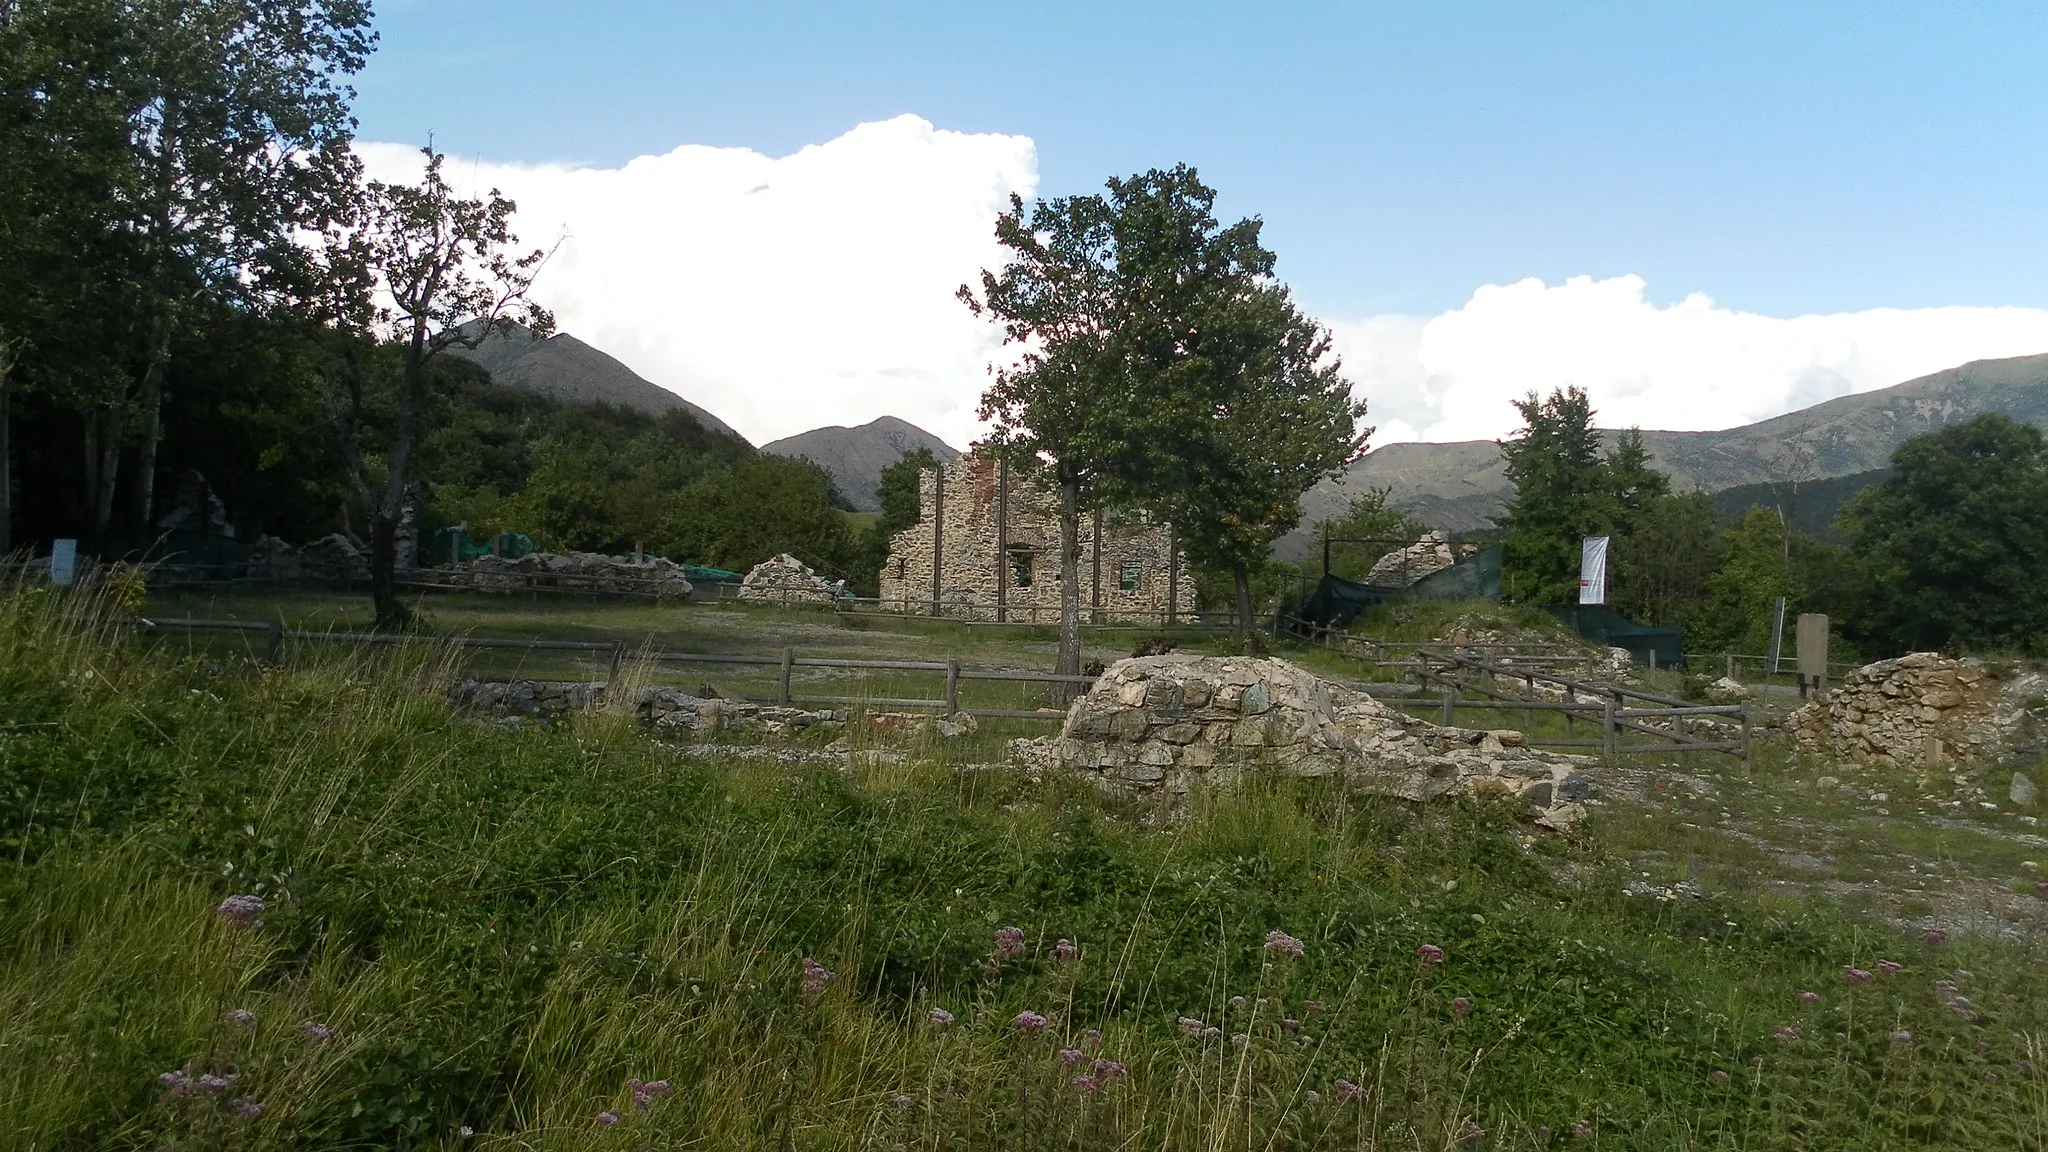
2, 578, 2045, 1148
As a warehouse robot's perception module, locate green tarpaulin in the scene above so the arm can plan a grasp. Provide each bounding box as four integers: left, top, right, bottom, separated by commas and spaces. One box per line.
1295, 546, 1503, 629
1545, 604, 1685, 669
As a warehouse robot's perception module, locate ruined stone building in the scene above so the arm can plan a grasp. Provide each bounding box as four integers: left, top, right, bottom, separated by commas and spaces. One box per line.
876, 450, 1197, 623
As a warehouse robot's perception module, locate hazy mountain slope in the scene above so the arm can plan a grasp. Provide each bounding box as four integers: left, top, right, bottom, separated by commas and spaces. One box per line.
446, 324, 748, 443
1278, 351, 2048, 557
1709, 467, 1893, 542
761, 417, 962, 512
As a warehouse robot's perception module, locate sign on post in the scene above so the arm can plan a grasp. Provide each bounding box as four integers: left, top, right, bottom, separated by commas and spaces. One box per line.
1795, 613, 1829, 699
1578, 536, 1609, 605
48, 539, 78, 588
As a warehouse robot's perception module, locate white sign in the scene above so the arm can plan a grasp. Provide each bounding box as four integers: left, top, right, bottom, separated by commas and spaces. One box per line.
1578, 536, 1609, 605
49, 539, 78, 587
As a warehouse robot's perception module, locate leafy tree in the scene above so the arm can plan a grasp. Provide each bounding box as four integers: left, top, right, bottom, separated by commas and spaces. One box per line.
327, 146, 553, 627
656, 455, 856, 578
850, 447, 937, 596
1148, 284, 1369, 644
962, 166, 1272, 677
1836, 413, 2048, 654
1312, 487, 1430, 582
1610, 490, 1721, 627
1496, 387, 1672, 605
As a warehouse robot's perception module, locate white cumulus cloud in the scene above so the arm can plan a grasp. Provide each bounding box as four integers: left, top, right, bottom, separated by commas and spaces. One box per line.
357, 115, 1037, 447
1326, 275, 2048, 444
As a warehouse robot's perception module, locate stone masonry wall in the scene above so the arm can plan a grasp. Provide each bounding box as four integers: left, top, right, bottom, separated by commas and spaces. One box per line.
877, 450, 1196, 624
1788, 653, 2046, 767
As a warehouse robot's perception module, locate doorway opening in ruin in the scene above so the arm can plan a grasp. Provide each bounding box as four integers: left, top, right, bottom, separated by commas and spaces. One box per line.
1009, 548, 1034, 587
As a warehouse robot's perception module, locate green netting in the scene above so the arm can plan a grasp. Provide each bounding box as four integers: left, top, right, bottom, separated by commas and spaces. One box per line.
1544, 604, 1685, 668
682, 564, 743, 582
1295, 546, 1503, 628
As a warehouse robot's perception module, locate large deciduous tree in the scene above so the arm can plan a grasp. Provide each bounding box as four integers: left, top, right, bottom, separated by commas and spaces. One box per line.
961, 166, 1274, 678
1150, 284, 1369, 644
331, 147, 552, 628
1837, 413, 2048, 655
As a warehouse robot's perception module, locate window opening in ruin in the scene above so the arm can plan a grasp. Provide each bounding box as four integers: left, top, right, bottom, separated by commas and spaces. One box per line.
1119, 560, 1142, 591
893, 557, 905, 579
1010, 548, 1033, 587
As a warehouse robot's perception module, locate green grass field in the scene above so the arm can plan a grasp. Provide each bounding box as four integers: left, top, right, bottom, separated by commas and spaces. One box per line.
6, 582, 2047, 1148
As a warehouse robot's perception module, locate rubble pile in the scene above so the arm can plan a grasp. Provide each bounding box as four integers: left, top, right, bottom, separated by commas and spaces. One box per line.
1789, 653, 2046, 767
737, 553, 845, 605
452, 552, 696, 597
1012, 654, 1595, 827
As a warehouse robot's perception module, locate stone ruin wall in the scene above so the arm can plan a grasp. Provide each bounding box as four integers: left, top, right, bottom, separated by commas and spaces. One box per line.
1788, 653, 2046, 768
877, 451, 1197, 624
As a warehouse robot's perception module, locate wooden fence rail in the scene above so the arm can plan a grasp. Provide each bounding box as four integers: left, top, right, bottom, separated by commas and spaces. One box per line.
132, 616, 1088, 722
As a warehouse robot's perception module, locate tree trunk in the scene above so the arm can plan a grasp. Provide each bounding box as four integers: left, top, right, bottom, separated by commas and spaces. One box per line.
1233, 559, 1261, 654
370, 508, 400, 629
0, 347, 12, 557
131, 312, 172, 552
1056, 472, 1083, 689
88, 407, 123, 553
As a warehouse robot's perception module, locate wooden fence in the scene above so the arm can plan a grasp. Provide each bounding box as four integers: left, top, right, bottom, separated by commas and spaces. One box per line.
133, 616, 1088, 721
1280, 615, 1750, 763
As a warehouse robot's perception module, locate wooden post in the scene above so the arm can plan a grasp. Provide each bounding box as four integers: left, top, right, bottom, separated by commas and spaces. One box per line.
1739, 701, 1752, 768
944, 658, 960, 714
995, 458, 1008, 623
265, 620, 284, 666
1165, 526, 1178, 627
930, 463, 944, 617
1090, 508, 1102, 624
1725, 653, 1736, 681
1602, 695, 1618, 759
778, 647, 794, 706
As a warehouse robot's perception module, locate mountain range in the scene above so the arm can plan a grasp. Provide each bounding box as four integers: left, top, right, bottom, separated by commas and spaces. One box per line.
1275, 350, 2048, 557
761, 417, 962, 512
445, 323, 749, 442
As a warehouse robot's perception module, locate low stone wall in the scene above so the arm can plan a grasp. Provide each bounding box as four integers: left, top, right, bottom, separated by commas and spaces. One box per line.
445, 679, 974, 741
1789, 653, 2046, 767
737, 553, 844, 605
1367, 532, 1458, 587
1014, 654, 1594, 827
452, 552, 696, 597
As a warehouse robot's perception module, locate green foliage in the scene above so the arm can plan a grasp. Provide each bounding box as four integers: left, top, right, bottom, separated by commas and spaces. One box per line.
1611, 490, 1721, 627
656, 454, 858, 578
4, 584, 2046, 1148
1311, 487, 1430, 581
849, 447, 937, 595
1837, 414, 2048, 655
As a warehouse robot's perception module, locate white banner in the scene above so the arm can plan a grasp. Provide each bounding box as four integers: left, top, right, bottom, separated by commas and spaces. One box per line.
49, 539, 78, 588
1578, 536, 1608, 605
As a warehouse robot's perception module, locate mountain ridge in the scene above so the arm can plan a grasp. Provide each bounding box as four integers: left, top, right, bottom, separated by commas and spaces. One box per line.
1276, 350, 2048, 557
445, 323, 749, 443
761, 417, 962, 512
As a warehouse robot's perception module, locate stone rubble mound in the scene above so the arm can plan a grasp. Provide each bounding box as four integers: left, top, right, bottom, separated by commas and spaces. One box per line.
445, 679, 976, 741
737, 553, 845, 605
1366, 531, 1458, 587
454, 552, 695, 597
1789, 653, 2046, 767
295, 533, 370, 582
1015, 654, 1594, 827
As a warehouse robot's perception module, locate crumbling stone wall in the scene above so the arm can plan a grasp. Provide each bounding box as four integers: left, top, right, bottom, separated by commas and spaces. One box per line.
737, 553, 845, 605
877, 450, 1195, 623
1014, 654, 1594, 827
1367, 531, 1458, 587
453, 552, 695, 597
1789, 653, 2046, 767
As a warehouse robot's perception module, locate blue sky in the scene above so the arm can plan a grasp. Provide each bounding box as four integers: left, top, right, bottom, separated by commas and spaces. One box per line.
354, 2, 2048, 445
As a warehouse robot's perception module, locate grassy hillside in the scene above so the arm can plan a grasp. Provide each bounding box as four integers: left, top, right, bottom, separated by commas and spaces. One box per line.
4, 584, 2045, 1148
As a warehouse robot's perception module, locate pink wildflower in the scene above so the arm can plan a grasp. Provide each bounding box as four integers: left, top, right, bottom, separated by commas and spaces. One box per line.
1057, 1047, 1087, 1064
1051, 938, 1077, 963
1451, 997, 1471, 1017
800, 957, 837, 998
1264, 930, 1306, 958
1797, 990, 1822, 1005
929, 1008, 955, 1028
1843, 967, 1873, 985
1013, 1010, 1049, 1032
1071, 1074, 1098, 1093
1876, 959, 1903, 977
596, 1110, 620, 1127
1921, 927, 1949, 945
1332, 1078, 1367, 1103
1092, 1058, 1128, 1079
216, 894, 264, 923
992, 926, 1027, 963
1417, 944, 1445, 963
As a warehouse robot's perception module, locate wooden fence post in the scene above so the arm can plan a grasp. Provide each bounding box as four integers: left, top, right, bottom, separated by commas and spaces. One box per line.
778, 647, 794, 706
1441, 679, 1456, 726
944, 658, 960, 714
1739, 701, 1752, 768
1602, 696, 1618, 760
